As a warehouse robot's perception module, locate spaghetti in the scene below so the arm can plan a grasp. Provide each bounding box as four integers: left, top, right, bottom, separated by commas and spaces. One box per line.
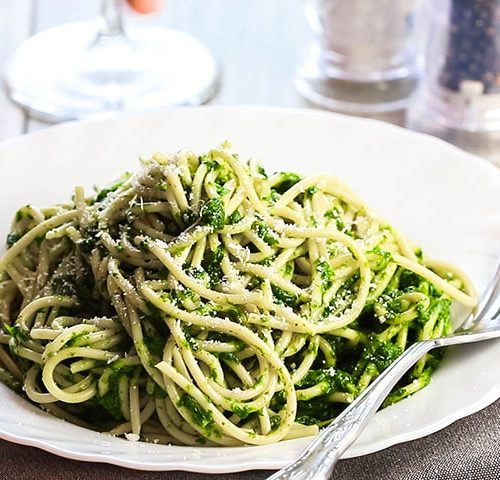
0, 143, 476, 445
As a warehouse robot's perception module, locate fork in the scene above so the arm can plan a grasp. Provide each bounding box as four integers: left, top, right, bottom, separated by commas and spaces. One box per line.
268, 261, 500, 480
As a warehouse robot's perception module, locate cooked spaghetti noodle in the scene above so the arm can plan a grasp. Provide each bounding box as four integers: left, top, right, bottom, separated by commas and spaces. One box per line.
0, 143, 476, 445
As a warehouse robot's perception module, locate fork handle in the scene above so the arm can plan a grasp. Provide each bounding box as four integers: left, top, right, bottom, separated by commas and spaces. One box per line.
268, 341, 433, 480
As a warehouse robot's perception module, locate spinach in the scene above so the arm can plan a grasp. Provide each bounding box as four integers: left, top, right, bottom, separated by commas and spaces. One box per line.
202, 246, 224, 287
315, 259, 334, 292
324, 207, 348, 232
96, 360, 139, 420
272, 285, 299, 308
273, 172, 301, 194
366, 247, 392, 272
79, 224, 100, 253
252, 219, 279, 246
6, 232, 21, 248
178, 394, 217, 435
3, 323, 29, 343
305, 185, 319, 198
227, 209, 243, 225
95, 173, 131, 202
201, 197, 225, 230
297, 368, 356, 396
357, 337, 402, 375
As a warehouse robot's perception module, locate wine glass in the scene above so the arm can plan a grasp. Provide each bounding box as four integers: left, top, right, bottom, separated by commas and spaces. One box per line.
4, 0, 219, 122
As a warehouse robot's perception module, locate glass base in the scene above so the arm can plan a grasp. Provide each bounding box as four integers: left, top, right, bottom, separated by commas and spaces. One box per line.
296, 63, 417, 115
5, 21, 219, 122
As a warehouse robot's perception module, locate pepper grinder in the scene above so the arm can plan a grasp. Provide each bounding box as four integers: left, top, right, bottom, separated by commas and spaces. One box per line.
296, 0, 420, 117
407, 0, 500, 166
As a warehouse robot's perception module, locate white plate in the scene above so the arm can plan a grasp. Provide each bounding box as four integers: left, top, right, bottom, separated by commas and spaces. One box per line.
0, 106, 499, 473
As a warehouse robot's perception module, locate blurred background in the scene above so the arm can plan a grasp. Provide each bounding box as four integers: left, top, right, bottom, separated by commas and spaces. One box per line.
1, 0, 500, 166
0, 0, 309, 137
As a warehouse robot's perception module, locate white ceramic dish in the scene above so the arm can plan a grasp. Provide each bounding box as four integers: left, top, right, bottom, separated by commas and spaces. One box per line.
0, 106, 499, 473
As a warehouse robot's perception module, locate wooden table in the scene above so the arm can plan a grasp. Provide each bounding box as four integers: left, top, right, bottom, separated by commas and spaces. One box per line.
1, 2, 500, 480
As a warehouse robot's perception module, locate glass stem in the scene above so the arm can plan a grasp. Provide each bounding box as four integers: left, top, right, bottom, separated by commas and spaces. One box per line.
96, 0, 125, 41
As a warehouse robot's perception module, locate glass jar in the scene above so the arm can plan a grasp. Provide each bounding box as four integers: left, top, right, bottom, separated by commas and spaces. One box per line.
296, 0, 420, 115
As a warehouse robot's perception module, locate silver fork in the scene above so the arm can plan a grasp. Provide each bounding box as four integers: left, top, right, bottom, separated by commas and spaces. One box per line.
268, 261, 500, 480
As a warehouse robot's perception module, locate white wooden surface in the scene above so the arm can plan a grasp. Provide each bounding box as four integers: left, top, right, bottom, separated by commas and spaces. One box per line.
0, 0, 32, 139
0, 0, 311, 138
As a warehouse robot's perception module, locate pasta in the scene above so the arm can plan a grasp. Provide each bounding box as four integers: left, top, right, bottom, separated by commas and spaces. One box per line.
0, 143, 477, 446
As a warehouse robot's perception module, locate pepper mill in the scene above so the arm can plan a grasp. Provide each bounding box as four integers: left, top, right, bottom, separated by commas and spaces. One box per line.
407, 0, 500, 166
